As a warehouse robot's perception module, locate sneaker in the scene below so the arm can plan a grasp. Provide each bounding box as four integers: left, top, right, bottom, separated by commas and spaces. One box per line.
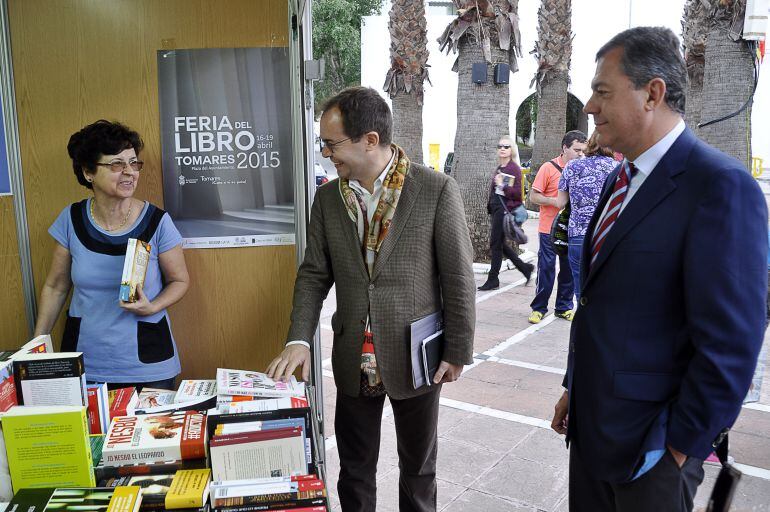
528, 310, 544, 324
477, 279, 500, 291
555, 310, 574, 321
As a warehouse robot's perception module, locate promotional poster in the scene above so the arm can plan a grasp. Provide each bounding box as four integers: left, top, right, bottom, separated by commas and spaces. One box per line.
158, 48, 294, 248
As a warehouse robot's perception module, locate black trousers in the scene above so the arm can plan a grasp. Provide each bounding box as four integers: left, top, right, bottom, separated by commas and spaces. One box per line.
335, 386, 441, 512
489, 206, 530, 279
569, 442, 705, 512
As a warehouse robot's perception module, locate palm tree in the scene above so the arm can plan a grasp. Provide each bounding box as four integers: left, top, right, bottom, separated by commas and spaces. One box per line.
681, 0, 709, 132
384, 0, 430, 163
699, 0, 755, 169
529, 0, 572, 197
438, 0, 522, 261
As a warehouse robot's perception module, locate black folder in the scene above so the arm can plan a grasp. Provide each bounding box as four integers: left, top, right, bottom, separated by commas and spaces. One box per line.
409, 312, 444, 389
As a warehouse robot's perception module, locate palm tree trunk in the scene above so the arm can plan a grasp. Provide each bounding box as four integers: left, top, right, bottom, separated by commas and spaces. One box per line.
699, 5, 753, 169
685, 80, 704, 132
453, 39, 510, 262
528, 0, 572, 210
531, 71, 569, 177
392, 92, 424, 163
682, 0, 708, 133
386, 0, 428, 164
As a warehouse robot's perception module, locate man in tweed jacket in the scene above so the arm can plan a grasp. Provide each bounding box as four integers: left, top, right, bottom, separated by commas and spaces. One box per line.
267, 87, 476, 511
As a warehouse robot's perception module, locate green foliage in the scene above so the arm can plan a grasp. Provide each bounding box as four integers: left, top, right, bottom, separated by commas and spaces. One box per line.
313, 0, 382, 114
516, 93, 585, 145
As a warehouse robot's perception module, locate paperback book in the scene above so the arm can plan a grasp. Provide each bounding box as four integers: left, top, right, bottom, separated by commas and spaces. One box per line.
2, 405, 95, 492
216, 369, 305, 398
109, 387, 140, 419
216, 397, 308, 414
176, 380, 217, 403
120, 238, 151, 303
94, 458, 207, 481
103, 411, 206, 466
87, 382, 110, 434
7, 486, 142, 512
12, 352, 87, 407
137, 388, 177, 409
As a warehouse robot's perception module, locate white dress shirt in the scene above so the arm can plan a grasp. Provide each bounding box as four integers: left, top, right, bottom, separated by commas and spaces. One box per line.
594, 119, 685, 232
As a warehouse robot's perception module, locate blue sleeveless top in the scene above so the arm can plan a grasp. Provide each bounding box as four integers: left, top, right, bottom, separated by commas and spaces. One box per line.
49, 199, 183, 382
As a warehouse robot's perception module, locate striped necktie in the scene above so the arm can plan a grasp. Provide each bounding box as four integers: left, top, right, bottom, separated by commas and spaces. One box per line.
590, 160, 638, 268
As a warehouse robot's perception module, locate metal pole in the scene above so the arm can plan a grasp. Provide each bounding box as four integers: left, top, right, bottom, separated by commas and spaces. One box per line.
288, 0, 327, 470
0, 0, 37, 335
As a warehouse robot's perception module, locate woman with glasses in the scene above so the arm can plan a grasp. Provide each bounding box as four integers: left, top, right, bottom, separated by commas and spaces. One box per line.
33, 120, 189, 390
478, 136, 534, 291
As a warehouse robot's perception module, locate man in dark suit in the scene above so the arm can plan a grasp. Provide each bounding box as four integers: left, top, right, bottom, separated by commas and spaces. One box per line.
551, 27, 767, 511
267, 87, 476, 511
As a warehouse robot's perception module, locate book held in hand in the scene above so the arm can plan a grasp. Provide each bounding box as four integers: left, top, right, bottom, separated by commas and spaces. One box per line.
120, 238, 151, 303
409, 312, 444, 389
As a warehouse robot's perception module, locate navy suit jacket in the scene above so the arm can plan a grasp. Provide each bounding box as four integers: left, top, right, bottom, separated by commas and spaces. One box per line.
565, 127, 768, 483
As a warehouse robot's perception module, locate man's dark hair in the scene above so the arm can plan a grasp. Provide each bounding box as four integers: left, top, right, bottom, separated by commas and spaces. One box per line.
562, 130, 587, 150
322, 87, 392, 146
597, 26, 687, 114
67, 120, 143, 189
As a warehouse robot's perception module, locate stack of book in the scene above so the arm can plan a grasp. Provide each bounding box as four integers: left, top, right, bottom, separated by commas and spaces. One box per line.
2, 360, 326, 511
210, 475, 327, 511
215, 369, 307, 414
205, 389, 327, 511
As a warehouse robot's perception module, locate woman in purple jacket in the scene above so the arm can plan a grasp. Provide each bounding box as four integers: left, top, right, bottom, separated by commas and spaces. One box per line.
478, 136, 535, 291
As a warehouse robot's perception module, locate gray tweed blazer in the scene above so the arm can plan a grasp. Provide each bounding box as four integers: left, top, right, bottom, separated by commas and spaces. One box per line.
286, 162, 476, 399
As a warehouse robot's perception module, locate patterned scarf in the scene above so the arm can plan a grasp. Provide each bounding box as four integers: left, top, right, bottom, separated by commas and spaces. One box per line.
338, 143, 410, 393
339, 144, 410, 276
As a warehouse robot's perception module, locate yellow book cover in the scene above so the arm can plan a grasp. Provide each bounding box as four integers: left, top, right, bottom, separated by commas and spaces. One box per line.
1, 405, 95, 492
107, 485, 142, 512
165, 468, 211, 509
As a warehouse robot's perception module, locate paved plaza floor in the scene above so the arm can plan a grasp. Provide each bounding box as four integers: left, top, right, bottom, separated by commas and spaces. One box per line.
316, 214, 770, 511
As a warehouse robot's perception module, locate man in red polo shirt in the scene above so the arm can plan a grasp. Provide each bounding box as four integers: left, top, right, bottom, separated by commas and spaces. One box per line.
528, 130, 587, 324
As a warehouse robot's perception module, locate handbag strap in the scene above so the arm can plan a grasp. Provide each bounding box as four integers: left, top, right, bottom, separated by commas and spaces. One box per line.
497, 195, 512, 214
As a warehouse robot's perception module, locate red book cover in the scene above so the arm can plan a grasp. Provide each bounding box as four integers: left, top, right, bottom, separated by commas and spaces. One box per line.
0, 363, 18, 413
87, 386, 101, 434
103, 411, 206, 466
108, 386, 138, 419
209, 427, 302, 448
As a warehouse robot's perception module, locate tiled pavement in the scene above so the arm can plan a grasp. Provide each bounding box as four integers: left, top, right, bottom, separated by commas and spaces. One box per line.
315, 220, 770, 511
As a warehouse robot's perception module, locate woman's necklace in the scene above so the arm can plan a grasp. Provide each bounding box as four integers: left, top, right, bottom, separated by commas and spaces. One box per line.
90, 198, 132, 232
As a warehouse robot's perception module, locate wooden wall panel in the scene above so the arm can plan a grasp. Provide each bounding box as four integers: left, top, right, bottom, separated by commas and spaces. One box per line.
0, 196, 28, 348
8, 0, 296, 378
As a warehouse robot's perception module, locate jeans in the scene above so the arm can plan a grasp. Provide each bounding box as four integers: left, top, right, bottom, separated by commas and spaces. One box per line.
568, 236, 585, 300
530, 232, 574, 313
